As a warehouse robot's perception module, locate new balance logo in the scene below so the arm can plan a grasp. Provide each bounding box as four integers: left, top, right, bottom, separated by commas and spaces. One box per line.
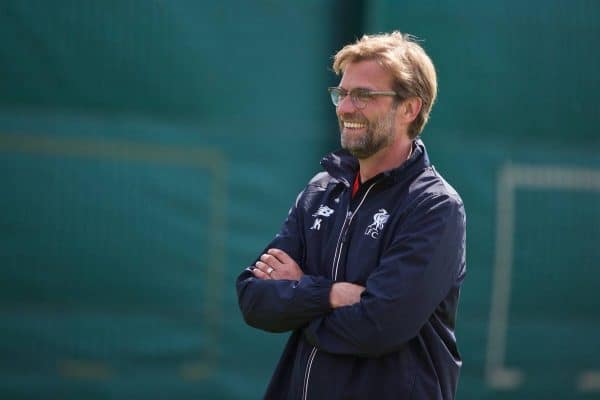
312, 205, 335, 217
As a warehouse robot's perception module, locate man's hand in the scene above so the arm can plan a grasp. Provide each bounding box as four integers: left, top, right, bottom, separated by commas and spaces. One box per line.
252, 248, 304, 281
329, 282, 366, 308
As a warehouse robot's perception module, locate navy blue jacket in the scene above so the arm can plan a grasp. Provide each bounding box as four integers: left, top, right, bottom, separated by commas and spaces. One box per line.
237, 140, 466, 399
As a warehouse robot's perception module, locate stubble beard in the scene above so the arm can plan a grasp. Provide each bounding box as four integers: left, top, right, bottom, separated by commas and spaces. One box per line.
340, 108, 397, 160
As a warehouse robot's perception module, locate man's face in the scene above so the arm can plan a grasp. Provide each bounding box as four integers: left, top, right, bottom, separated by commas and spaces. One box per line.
336, 60, 398, 160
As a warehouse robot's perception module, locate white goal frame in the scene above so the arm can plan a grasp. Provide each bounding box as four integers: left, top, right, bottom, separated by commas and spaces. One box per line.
486, 163, 600, 392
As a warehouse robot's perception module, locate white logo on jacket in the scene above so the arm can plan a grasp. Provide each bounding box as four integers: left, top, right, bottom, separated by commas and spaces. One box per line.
312, 205, 334, 217
310, 218, 322, 230
365, 209, 390, 239
310, 205, 334, 231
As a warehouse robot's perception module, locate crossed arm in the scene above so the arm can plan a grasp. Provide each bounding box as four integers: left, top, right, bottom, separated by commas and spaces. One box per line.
251, 248, 365, 309
237, 194, 465, 356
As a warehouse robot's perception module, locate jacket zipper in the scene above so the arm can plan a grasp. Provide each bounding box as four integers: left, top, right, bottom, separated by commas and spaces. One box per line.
331, 182, 378, 280
302, 347, 318, 400
301, 182, 378, 400
331, 208, 351, 280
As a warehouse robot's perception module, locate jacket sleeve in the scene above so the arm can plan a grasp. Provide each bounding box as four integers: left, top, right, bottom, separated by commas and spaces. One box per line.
303, 193, 466, 356
236, 188, 334, 333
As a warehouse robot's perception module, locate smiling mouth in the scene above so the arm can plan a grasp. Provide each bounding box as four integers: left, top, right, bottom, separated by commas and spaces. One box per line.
343, 121, 367, 129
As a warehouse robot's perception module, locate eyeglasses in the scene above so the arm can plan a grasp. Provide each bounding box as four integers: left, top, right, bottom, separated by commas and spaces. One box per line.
327, 87, 399, 109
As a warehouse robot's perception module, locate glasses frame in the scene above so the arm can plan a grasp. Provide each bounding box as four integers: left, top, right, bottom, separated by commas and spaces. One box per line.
327, 86, 400, 109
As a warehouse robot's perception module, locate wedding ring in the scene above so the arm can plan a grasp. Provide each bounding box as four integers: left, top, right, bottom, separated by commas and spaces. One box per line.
266, 267, 274, 275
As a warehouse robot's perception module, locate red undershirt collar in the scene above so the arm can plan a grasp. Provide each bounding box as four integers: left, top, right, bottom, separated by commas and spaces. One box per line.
352, 172, 361, 198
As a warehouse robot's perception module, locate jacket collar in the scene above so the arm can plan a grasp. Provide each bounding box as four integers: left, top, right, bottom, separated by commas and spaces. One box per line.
320, 138, 431, 188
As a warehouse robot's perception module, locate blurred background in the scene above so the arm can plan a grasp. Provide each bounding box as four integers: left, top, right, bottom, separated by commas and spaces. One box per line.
1, 0, 599, 399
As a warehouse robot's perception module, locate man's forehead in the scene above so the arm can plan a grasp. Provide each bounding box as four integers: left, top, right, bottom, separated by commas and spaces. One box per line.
339, 60, 393, 90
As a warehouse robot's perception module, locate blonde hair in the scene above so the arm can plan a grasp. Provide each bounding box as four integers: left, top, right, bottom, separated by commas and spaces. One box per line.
333, 32, 437, 139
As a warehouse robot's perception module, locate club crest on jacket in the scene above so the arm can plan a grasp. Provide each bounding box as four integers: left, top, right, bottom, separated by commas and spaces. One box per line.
365, 209, 390, 239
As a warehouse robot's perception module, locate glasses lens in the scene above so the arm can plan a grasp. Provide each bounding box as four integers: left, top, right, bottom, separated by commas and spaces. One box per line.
351, 89, 370, 109
329, 88, 341, 106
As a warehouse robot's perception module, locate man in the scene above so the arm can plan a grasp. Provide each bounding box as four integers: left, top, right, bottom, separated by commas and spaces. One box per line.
236, 31, 466, 399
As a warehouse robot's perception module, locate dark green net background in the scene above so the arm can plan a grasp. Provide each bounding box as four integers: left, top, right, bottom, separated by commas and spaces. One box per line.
1, 1, 599, 399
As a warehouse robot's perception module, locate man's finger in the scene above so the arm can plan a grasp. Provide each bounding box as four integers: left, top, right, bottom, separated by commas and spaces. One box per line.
251, 267, 270, 280
260, 254, 280, 267
254, 261, 270, 274
267, 248, 293, 264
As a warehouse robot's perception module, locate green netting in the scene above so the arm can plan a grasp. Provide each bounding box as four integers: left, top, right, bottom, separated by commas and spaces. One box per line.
0, 2, 340, 399
1, 1, 599, 399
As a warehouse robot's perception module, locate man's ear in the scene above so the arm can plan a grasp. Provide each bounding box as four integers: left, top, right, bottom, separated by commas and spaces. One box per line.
401, 97, 422, 123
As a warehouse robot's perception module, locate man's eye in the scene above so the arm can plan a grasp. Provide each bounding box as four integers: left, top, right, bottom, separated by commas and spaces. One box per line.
353, 91, 372, 101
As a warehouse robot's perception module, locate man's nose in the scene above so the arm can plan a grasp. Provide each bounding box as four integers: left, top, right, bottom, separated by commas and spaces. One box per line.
336, 94, 356, 115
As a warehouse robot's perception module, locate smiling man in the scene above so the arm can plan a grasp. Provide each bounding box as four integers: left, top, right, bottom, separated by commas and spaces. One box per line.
237, 32, 466, 400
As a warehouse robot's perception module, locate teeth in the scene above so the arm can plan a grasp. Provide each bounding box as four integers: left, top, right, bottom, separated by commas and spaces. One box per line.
343, 122, 366, 129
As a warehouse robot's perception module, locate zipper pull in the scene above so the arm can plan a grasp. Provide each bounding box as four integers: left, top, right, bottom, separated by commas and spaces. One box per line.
341, 212, 352, 243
